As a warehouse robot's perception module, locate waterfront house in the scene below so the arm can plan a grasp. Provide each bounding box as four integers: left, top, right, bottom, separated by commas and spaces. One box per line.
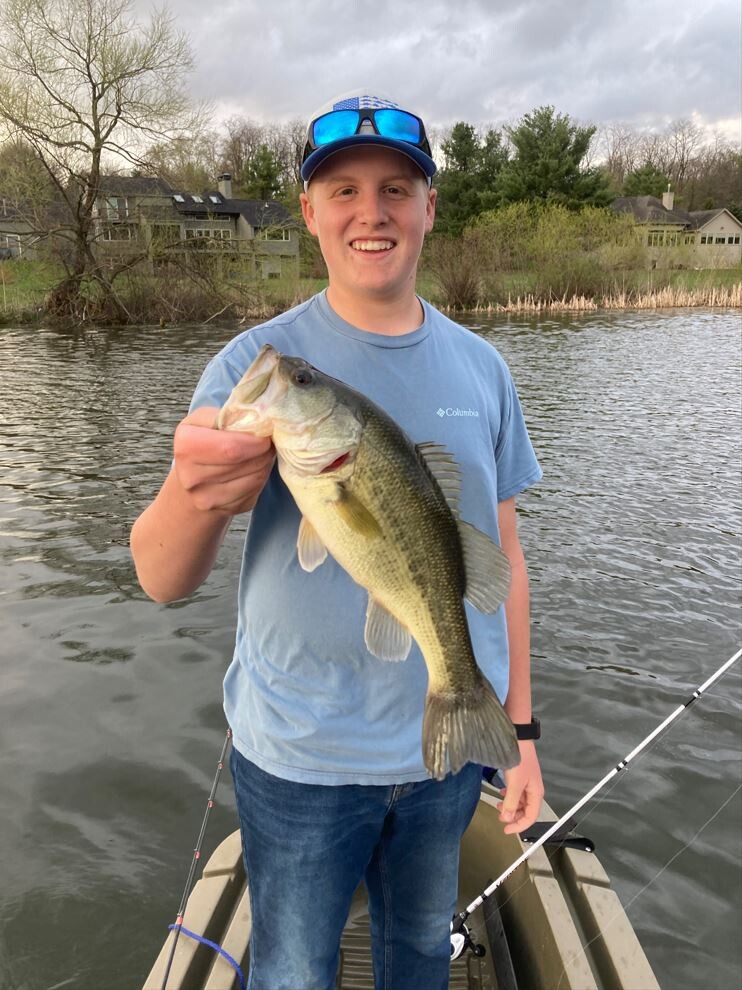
92, 173, 299, 277
611, 189, 742, 268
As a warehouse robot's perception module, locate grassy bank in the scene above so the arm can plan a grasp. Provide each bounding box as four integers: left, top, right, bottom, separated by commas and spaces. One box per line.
0, 259, 62, 322
0, 257, 739, 327
0, 258, 327, 327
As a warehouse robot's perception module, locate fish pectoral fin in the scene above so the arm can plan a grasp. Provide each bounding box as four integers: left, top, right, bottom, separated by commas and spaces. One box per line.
458, 520, 512, 613
334, 488, 382, 538
364, 597, 412, 662
297, 516, 328, 572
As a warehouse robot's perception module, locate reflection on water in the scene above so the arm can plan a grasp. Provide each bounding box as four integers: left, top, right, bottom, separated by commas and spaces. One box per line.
1, 311, 740, 989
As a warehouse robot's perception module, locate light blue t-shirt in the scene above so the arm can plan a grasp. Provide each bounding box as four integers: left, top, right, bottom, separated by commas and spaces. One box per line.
190, 291, 542, 785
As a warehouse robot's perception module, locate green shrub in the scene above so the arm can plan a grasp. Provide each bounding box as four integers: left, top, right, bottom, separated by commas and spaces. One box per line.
426, 234, 481, 309
470, 202, 650, 303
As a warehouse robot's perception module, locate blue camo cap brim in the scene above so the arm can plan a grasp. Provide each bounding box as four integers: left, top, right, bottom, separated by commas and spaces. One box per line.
301, 90, 437, 186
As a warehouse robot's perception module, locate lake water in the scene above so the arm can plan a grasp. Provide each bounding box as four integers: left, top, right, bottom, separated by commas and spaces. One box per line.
0, 308, 740, 990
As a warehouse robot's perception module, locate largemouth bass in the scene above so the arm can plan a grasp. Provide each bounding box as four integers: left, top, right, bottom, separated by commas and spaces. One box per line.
217, 344, 520, 779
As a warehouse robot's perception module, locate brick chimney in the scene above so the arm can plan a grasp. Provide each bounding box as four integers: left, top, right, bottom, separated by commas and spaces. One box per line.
662, 184, 674, 211
217, 173, 233, 199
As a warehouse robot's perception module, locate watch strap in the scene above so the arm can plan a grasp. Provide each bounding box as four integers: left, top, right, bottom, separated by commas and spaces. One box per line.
514, 717, 541, 741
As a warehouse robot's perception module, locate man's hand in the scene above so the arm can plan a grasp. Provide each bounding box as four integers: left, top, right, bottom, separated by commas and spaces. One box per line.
173, 406, 275, 516
498, 740, 544, 834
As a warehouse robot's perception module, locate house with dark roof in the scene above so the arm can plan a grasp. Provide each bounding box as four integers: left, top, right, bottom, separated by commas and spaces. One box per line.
91, 173, 299, 277
611, 190, 742, 268
1, 173, 299, 274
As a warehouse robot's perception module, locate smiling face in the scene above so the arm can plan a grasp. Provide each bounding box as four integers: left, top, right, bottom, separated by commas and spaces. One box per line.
300, 146, 436, 324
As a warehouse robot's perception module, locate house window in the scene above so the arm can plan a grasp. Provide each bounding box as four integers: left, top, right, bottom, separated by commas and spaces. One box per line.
257, 226, 290, 241
700, 235, 708, 244
192, 195, 204, 203
209, 195, 220, 204
101, 223, 137, 241
173, 194, 185, 203
0, 233, 21, 255
728, 236, 735, 244
734, 236, 740, 244
715, 236, 725, 244
185, 227, 233, 247
107, 196, 129, 219
96, 196, 129, 219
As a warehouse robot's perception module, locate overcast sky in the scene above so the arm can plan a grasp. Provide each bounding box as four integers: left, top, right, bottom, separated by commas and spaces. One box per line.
139, 0, 740, 142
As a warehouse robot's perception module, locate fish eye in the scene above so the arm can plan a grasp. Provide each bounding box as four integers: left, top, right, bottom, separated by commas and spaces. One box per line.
292, 367, 313, 386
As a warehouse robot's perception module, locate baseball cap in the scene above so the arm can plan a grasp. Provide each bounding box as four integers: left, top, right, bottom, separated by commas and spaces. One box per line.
300, 89, 437, 187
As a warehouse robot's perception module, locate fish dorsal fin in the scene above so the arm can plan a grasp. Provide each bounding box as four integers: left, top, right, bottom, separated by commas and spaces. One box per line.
416, 442, 462, 512
297, 516, 327, 572
335, 487, 382, 538
458, 520, 511, 613
365, 596, 412, 661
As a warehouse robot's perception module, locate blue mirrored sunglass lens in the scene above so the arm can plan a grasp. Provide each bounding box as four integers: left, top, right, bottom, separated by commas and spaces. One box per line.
312, 110, 360, 145
374, 109, 422, 143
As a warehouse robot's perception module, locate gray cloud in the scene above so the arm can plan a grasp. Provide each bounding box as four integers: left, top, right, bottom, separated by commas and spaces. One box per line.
135, 0, 740, 138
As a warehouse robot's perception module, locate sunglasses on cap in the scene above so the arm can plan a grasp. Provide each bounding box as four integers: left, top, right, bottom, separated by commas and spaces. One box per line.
303, 107, 432, 160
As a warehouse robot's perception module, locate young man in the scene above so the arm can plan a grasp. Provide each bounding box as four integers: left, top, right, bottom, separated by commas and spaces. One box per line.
131, 90, 543, 990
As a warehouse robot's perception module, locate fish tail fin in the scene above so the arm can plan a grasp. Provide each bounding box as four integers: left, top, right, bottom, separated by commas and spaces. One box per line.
422, 676, 520, 780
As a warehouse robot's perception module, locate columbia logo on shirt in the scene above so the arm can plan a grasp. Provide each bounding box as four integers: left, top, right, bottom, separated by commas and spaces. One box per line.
436, 407, 480, 418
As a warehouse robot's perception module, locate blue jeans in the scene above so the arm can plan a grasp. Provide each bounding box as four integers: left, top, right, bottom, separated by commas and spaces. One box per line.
230, 748, 482, 990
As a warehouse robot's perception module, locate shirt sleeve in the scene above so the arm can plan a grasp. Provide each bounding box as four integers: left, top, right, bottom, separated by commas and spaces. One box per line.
493, 367, 542, 502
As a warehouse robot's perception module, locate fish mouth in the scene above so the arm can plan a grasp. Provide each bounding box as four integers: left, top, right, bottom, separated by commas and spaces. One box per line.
320, 451, 351, 473
218, 344, 283, 432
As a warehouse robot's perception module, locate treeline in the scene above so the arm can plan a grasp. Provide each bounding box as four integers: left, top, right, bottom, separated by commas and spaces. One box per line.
432, 109, 740, 234
0, 0, 738, 323
144, 118, 307, 202
137, 106, 740, 231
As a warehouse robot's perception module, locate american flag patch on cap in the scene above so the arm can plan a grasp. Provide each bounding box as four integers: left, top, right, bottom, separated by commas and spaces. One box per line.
331, 94, 400, 111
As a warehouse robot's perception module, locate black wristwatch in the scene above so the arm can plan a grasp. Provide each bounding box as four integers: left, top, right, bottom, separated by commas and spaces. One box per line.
514, 717, 541, 741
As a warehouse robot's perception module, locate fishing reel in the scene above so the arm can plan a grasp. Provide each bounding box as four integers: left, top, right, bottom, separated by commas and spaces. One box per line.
450, 914, 486, 960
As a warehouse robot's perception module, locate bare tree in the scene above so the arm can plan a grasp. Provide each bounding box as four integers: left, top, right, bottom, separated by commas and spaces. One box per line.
596, 122, 642, 187
276, 117, 308, 189
220, 116, 266, 189
147, 129, 222, 191
664, 118, 705, 188
218, 116, 306, 195
0, 0, 198, 320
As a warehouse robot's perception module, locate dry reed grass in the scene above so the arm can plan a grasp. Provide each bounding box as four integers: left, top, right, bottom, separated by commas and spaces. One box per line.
443, 282, 742, 314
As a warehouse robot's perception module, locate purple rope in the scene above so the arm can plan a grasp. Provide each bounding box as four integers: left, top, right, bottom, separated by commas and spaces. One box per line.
167, 923, 247, 990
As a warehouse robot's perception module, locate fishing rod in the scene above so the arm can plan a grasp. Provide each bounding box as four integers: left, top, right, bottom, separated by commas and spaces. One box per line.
451, 646, 742, 956
160, 728, 233, 990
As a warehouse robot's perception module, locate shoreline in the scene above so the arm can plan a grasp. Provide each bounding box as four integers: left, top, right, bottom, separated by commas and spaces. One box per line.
1, 281, 740, 329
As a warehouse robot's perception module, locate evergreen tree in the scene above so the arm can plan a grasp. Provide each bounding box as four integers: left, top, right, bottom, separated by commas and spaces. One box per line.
622, 164, 671, 198
243, 145, 284, 201
434, 122, 508, 234
498, 106, 612, 208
